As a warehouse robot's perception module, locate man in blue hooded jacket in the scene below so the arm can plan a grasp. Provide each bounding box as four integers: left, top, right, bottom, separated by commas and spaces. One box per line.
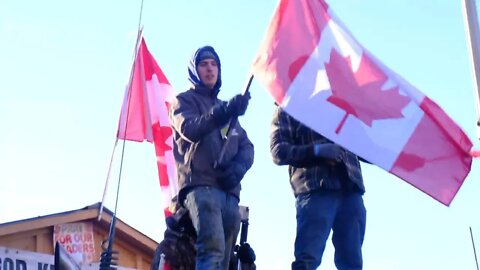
169, 45, 254, 270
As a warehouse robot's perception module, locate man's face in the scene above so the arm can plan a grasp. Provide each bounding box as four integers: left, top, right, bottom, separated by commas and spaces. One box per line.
197, 58, 218, 89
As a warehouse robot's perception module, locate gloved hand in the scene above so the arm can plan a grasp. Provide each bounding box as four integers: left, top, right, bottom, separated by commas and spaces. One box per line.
313, 143, 344, 163
165, 207, 195, 237
211, 104, 230, 126
218, 161, 247, 190
238, 243, 256, 264
226, 92, 251, 117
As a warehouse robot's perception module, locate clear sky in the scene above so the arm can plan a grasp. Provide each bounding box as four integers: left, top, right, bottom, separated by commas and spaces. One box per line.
1, 1, 480, 269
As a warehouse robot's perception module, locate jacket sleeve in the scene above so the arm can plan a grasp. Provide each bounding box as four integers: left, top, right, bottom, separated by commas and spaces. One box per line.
270, 108, 317, 167
233, 124, 254, 172
170, 94, 222, 143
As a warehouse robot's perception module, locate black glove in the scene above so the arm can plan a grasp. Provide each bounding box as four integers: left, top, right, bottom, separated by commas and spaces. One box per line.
313, 143, 344, 163
211, 92, 250, 126
218, 161, 247, 190
211, 104, 230, 126
165, 207, 195, 238
226, 92, 251, 117
238, 243, 256, 264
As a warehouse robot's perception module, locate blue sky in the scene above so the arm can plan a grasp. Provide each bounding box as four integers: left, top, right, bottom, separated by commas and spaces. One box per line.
1, 1, 479, 269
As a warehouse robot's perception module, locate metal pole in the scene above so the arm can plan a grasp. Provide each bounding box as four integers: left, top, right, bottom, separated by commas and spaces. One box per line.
462, 0, 480, 139
470, 227, 479, 270
99, 1, 145, 268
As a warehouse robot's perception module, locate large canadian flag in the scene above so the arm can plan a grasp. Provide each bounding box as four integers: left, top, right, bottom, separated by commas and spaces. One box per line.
117, 37, 178, 215
253, 0, 473, 205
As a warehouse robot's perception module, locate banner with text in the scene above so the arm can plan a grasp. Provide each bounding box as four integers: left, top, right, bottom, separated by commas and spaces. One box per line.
53, 222, 95, 265
0, 246, 54, 270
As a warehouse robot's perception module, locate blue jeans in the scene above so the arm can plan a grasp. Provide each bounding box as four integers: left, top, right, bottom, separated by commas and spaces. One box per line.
184, 186, 241, 270
292, 190, 366, 270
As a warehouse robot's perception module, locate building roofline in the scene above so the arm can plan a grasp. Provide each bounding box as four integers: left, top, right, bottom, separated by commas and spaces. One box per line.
0, 202, 158, 253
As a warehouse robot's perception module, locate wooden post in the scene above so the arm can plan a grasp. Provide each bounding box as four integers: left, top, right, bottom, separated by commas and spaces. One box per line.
462, 0, 480, 139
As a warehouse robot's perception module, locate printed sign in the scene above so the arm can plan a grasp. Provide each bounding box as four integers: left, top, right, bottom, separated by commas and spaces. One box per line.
0, 246, 136, 270
0, 246, 54, 270
53, 222, 95, 265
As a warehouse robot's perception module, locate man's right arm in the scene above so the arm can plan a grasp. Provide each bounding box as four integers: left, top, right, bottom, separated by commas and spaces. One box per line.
270, 108, 317, 167
170, 95, 228, 143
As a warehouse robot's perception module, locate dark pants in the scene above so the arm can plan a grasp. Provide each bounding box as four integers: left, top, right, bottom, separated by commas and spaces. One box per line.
291, 189, 366, 270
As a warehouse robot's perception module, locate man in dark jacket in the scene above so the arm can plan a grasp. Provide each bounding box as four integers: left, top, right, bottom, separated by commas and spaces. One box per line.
270, 107, 367, 270
169, 45, 254, 270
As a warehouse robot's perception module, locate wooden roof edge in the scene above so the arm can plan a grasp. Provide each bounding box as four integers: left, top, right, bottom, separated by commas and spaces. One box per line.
0, 206, 98, 236
96, 210, 159, 253
0, 203, 159, 253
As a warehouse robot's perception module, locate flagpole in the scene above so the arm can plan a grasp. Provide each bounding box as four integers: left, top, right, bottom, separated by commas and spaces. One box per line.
462, 0, 480, 140
99, 0, 145, 269
98, 25, 145, 220
470, 227, 479, 270
97, 138, 118, 221
99, 29, 143, 270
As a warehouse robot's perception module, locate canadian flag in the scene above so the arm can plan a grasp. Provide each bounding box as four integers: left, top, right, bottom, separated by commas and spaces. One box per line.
117, 37, 178, 215
253, 0, 473, 205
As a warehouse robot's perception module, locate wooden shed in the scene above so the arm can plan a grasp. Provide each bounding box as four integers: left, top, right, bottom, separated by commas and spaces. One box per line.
0, 203, 158, 270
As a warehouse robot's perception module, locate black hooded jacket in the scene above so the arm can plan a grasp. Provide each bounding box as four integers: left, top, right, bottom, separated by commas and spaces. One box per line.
169, 46, 254, 204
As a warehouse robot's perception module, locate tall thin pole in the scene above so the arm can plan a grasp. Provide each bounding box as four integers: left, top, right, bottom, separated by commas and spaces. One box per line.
462, 0, 480, 139
470, 227, 479, 270
99, 1, 145, 269
97, 139, 118, 221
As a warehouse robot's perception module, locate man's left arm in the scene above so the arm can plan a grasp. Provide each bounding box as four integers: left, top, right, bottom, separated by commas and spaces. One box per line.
234, 125, 254, 172
217, 124, 254, 190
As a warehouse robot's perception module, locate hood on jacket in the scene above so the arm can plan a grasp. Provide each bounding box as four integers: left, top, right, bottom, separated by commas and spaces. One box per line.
188, 46, 222, 91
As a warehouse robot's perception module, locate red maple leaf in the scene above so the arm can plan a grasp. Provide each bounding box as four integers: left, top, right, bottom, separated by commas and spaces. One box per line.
325, 50, 410, 134
153, 124, 172, 155
152, 123, 173, 187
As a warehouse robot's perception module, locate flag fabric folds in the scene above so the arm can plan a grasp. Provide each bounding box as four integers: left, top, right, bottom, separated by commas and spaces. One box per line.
252, 0, 473, 205
117, 38, 178, 215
